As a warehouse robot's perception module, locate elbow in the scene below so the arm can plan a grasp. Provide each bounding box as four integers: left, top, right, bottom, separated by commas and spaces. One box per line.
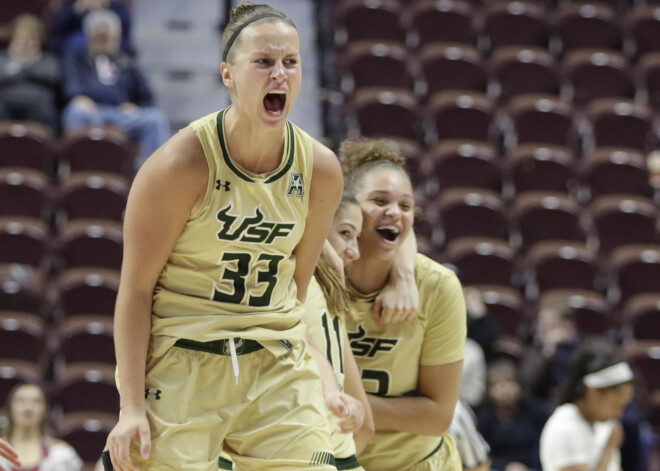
428, 410, 453, 437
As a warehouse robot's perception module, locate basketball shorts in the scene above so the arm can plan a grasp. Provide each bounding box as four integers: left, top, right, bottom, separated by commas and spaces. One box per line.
406, 435, 461, 471
125, 337, 336, 471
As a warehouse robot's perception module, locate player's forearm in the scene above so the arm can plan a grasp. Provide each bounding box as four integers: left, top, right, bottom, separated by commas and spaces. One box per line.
305, 331, 341, 397
367, 394, 452, 436
391, 229, 417, 279
114, 287, 152, 414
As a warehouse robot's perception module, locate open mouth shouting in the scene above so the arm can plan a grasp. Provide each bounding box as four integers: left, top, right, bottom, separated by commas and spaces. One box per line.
263, 91, 287, 117
376, 225, 401, 244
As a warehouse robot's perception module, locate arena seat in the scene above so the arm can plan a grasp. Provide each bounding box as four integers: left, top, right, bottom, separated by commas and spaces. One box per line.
56, 171, 129, 224
446, 237, 515, 286
419, 43, 487, 97
56, 219, 123, 271
504, 144, 577, 196
429, 90, 497, 143
0, 121, 54, 172
428, 140, 502, 193
538, 289, 611, 337
0, 311, 45, 364
410, 0, 477, 47
554, 2, 621, 55
0, 216, 50, 268
579, 147, 650, 200
0, 168, 51, 220
56, 267, 120, 319
490, 47, 560, 101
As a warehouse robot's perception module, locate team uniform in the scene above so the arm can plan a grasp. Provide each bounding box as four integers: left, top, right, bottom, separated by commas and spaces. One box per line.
345, 254, 466, 471
219, 276, 364, 471
540, 403, 621, 471
302, 277, 365, 471
124, 108, 335, 471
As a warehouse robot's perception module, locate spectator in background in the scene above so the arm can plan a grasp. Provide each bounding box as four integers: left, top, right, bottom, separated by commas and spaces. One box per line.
464, 286, 500, 359
62, 9, 169, 167
49, 0, 132, 56
477, 360, 548, 471
0, 383, 83, 471
462, 337, 487, 408
539, 341, 634, 471
0, 15, 61, 134
521, 300, 580, 405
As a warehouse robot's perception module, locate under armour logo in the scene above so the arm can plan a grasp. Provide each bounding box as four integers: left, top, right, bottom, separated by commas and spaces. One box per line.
216, 180, 231, 191
145, 388, 162, 400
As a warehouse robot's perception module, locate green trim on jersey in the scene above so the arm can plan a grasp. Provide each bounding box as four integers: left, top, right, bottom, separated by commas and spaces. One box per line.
336, 455, 361, 470
216, 109, 295, 184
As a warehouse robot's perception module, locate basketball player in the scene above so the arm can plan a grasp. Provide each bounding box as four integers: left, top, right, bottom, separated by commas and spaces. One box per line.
219, 190, 375, 471
303, 191, 375, 470
104, 3, 346, 470
341, 139, 466, 471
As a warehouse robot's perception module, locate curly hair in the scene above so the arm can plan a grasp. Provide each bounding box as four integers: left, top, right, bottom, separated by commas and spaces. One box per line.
339, 138, 410, 193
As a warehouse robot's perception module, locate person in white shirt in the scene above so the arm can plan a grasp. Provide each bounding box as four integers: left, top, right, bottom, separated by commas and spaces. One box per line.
540, 341, 634, 471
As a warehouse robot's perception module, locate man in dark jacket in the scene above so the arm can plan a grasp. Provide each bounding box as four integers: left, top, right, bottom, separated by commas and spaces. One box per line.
62, 9, 169, 166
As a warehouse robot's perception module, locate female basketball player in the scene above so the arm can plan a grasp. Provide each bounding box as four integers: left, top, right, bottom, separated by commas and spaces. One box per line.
341, 139, 466, 471
105, 3, 345, 470
302, 191, 375, 469
219, 190, 375, 471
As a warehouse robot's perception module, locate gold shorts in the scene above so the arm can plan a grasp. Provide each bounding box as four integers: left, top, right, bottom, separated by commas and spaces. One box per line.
126, 338, 335, 471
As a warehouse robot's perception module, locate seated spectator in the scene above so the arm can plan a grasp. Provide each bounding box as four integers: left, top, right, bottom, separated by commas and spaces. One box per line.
0, 15, 61, 133
540, 340, 634, 471
49, 0, 132, 56
464, 286, 500, 358
62, 9, 169, 167
521, 299, 580, 404
0, 383, 83, 471
477, 360, 548, 471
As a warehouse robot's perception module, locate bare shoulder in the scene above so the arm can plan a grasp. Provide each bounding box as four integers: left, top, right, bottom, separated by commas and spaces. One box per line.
311, 138, 342, 181
143, 127, 207, 179
132, 127, 208, 207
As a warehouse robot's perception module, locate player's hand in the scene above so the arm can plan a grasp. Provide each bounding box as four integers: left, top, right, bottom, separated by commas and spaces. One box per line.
105, 411, 151, 471
608, 422, 625, 449
336, 393, 365, 433
374, 272, 418, 324
0, 438, 21, 470
325, 392, 364, 433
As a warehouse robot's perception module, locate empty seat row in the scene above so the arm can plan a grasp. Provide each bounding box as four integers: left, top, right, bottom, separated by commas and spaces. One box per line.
346, 90, 660, 152
0, 217, 123, 271
417, 189, 660, 254
341, 43, 659, 106
0, 264, 119, 320
0, 169, 129, 224
335, 0, 660, 58
408, 142, 652, 201
0, 121, 137, 178
441, 237, 660, 304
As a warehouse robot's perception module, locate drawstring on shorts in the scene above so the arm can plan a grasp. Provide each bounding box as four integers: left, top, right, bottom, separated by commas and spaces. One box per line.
229, 338, 239, 385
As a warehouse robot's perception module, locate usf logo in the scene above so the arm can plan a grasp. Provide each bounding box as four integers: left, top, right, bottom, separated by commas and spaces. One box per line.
348, 325, 399, 358
216, 202, 295, 244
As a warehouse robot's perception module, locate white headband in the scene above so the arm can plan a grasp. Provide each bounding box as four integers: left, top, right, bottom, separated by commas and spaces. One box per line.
583, 362, 634, 388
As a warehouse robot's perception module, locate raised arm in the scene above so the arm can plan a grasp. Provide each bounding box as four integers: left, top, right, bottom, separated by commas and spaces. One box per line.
106, 128, 207, 471
292, 139, 343, 302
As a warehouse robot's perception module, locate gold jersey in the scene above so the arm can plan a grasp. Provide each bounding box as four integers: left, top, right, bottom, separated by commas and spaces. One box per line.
302, 276, 356, 459
345, 254, 466, 471
150, 108, 313, 350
